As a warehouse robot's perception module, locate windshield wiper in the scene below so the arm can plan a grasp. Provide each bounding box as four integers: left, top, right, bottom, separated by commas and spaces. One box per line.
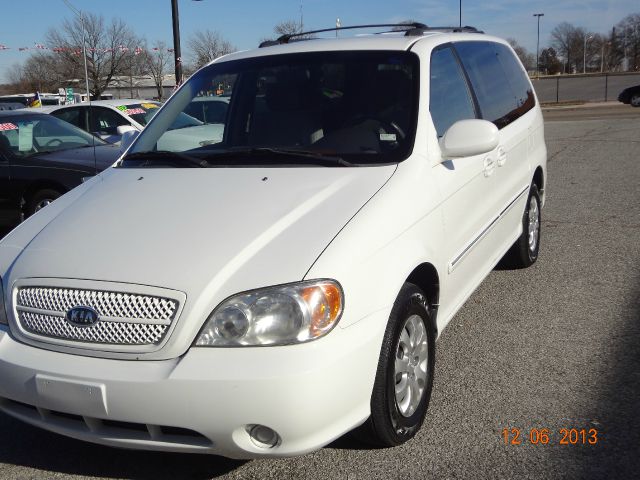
122, 150, 209, 168
201, 147, 354, 167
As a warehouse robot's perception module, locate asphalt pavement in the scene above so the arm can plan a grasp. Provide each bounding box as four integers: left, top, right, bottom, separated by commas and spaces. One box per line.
0, 105, 639, 479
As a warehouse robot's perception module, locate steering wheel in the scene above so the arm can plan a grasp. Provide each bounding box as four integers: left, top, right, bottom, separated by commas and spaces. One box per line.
380, 120, 406, 141
45, 138, 63, 148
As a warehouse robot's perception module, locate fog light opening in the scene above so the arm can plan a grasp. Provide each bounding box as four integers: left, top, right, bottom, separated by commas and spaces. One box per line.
249, 424, 280, 449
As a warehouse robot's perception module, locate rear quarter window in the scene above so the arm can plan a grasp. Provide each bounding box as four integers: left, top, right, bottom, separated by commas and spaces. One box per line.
454, 41, 535, 129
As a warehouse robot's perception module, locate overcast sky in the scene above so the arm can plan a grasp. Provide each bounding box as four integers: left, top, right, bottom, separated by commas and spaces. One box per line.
1, 0, 637, 82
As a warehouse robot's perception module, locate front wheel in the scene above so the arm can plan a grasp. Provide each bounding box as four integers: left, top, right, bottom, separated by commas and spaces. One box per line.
25, 188, 63, 218
631, 93, 640, 107
356, 283, 436, 447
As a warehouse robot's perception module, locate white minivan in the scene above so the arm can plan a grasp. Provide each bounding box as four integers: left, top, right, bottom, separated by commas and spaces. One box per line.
0, 24, 546, 459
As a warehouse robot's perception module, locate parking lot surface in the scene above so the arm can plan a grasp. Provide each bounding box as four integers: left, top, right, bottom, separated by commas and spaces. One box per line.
0, 106, 639, 479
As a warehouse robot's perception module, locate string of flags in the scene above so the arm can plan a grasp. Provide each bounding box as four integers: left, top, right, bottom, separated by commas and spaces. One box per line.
0, 43, 174, 54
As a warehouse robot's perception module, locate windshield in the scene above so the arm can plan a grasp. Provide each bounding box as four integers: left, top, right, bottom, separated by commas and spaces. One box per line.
122, 50, 419, 167
117, 102, 161, 126
0, 114, 105, 158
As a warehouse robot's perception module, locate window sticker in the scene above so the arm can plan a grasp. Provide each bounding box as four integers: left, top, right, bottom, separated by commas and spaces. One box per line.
141, 103, 159, 109
380, 133, 397, 142
116, 105, 128, 111
0, 122, 18, 131
123, 108, 146, 115
18, 123, 33, 151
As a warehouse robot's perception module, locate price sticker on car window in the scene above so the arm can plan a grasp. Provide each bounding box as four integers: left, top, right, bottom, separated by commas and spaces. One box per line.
141, 103, 159, 109
0, 122, 18, 131
116, 105, 128, 111
18, 123, 34, 152
124, 108, 146, 115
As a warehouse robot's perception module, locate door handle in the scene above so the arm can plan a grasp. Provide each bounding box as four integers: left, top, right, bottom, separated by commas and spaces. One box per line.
497, 146, 507, 167
483, 156, 496, 177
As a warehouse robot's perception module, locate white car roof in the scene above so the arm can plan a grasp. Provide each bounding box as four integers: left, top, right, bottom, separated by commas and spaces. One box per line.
47, 99, 159, 111
213, 31, 498, 64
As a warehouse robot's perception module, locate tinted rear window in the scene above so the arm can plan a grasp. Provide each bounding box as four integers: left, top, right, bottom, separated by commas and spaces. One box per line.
454, 41, 534, 128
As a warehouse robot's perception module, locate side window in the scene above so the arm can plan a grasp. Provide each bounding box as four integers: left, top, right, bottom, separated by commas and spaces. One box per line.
90, 107, 129, 135
429, 46, 477, 137
454, 41, 534, 128
494, 43, 535, 115
52, 107, 84, 130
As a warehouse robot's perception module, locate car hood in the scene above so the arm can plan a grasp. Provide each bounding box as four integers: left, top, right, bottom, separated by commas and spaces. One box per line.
3, 165, 395, 319
33, 144, 121, 172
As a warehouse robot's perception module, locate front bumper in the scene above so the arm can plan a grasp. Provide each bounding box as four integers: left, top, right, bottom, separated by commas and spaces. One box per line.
0, 310, 386, 459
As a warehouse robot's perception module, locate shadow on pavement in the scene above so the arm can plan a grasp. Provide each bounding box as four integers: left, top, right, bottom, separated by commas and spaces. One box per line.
0, 415, 246, 479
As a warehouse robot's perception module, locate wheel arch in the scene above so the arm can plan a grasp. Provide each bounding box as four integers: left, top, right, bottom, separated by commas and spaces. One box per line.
533, 166, 544, 197
405, 262, 440, 334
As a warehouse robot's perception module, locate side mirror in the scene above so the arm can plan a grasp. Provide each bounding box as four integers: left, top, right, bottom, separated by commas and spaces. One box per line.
439, 119, 499, 158
116, 125, 137, 136
119, 130, 140, 154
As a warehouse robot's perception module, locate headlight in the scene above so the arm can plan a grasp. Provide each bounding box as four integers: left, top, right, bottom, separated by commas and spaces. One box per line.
0, 278, 7, 325
195, 279, 343, 347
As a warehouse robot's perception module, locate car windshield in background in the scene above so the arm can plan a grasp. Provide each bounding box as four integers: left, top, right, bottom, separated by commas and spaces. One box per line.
122, 51, 419, 167
0, 114, 105, 158
117, 102, 162, 126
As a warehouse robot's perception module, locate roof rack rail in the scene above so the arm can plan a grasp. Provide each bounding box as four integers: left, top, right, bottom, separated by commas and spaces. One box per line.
259, 23, 428, 48
405, 25, 484, 36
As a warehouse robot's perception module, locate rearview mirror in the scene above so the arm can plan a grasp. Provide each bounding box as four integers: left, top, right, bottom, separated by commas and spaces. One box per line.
439, 119, 499, 158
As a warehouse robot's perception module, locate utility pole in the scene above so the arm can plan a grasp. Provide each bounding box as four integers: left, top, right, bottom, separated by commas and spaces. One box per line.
584, 34, 593, 74
533, 13, 544, 78
459, 1, 462, 28
171, 0, 182, 87
61, 0, 90, 101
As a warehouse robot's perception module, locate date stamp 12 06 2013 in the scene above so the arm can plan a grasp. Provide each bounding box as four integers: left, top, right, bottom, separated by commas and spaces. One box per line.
501, 428, 599, 446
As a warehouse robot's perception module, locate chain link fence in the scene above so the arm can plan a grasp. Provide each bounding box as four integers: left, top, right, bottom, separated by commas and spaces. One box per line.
531, 72, 640, 104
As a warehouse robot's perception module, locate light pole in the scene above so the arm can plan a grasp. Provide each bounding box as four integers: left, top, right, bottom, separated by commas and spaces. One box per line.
171, 0, 204, 88
459, 1, 462, 28
533, 13, 544, 78
583, 34, 593, 74
61, 0, 90, 101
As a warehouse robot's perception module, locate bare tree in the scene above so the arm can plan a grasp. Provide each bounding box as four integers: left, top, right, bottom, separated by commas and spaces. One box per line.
187, 30, 235, 70
45, 13, 140, 98
617, 13, 640, 71
507, 38, 536, 71
274, 20, 303, 37
143, 41, 172, 101
7, 53, 65, 93
538, 47, 562, 75
551, 22, 584, 73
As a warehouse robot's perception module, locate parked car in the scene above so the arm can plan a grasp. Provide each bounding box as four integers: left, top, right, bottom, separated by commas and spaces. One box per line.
0, 24, 546, 459
45, 99, 162, 144
0, 103, 25, 111
618, 85, 640, 107
183, 95, 230, 124
0, 110, 120, 226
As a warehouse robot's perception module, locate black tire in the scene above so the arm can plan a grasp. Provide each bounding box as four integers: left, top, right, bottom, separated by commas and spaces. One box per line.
631, 93, 640, 107
25, 188, 63, 217
356, 282, 436, 447
504, 183, 541, 268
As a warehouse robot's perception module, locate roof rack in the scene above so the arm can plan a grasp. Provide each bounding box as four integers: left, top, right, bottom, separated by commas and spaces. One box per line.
259, 23, 428, 48
404, 25, 484, 36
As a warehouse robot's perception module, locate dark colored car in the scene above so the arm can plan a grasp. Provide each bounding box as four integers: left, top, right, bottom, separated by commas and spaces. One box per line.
0, 110, 120, 226
618, 85, 640, 107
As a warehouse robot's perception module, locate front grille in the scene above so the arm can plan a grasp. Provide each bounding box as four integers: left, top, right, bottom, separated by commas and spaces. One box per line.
15, 286, 178, 346
18, 287, 177, 321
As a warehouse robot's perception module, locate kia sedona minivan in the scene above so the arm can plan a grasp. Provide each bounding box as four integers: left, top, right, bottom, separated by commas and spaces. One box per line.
0, 23, 546, 459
